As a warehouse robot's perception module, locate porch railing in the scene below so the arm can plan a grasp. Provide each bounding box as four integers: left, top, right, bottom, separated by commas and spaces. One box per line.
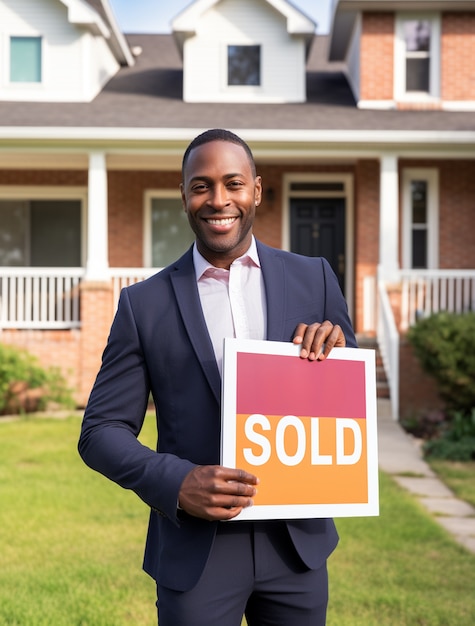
0, 268, 84, 329
109, 268, 160, 311
0, 267, 162, 330
377, 271, 399, 420
400, 269, 475, 330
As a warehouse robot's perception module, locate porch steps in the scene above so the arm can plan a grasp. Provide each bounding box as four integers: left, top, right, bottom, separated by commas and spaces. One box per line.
356, 334, 390, 400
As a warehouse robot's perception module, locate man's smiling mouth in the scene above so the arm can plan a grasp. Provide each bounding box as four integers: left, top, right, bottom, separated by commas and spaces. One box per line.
206, 217, 238, 226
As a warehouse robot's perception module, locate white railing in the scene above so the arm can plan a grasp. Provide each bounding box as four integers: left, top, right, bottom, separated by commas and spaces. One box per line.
377, 272, 399, 420
0, 267, 163, 329
109, 268, 161, 311
0, 268, 84, 329
400, 269, 475, 330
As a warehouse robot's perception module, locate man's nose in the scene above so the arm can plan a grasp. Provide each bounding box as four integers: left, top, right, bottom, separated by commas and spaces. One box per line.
208, 185, 230, 209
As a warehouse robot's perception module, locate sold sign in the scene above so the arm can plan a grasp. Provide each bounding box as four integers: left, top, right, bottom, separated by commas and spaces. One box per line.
221, 339, 379, 519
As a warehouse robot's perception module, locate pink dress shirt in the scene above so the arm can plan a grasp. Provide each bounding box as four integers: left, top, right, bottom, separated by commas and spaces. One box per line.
193, 237, 267, 377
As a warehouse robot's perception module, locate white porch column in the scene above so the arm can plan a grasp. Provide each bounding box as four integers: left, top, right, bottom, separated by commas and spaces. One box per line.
379, 154, 400, 281
85, 151, 109, 281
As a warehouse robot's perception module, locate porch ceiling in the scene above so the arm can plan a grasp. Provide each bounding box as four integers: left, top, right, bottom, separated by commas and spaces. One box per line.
0, 153, 89, 170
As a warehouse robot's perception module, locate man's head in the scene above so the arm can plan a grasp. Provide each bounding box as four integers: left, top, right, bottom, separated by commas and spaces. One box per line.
181, 128, 257, 179
180, 129, 262, 269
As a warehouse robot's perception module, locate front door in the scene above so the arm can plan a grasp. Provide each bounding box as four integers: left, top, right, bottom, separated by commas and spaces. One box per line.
290, 198, 346, 292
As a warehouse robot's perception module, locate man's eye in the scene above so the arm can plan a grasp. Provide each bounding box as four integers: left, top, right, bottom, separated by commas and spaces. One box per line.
192, 183, 208, 191
228, 180, 243, 188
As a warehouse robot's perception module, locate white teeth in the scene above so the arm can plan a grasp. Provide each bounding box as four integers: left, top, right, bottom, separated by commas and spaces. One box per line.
207, 217, 236, 225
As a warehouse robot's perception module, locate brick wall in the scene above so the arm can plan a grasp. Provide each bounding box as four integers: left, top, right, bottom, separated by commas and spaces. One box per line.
359, 12, 475, 105
108, 170, 182, 267
439, 160, 475, 267
78, 281, 114, 405
360, 13, 394, 102
399, 338, 444, 420
442, 13, 475, 101
0, 328, 82, 403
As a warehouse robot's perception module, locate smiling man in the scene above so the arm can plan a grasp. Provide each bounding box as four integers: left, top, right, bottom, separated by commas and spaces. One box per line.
78, 129, 357, 626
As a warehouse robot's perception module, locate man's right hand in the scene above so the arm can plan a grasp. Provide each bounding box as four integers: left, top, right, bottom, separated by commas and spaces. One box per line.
178, 465, 259, 521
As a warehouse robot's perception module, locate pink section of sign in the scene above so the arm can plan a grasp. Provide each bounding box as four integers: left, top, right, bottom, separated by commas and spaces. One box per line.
236, 352, 366, 418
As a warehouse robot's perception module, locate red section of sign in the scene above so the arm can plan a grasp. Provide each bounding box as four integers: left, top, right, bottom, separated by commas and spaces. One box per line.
236, 352, 366, 419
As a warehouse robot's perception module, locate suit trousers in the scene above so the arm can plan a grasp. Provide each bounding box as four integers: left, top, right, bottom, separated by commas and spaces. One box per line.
156, 520, 329, 626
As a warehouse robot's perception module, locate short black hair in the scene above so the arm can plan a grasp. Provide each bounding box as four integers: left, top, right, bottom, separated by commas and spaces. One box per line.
182, 128, 256, 178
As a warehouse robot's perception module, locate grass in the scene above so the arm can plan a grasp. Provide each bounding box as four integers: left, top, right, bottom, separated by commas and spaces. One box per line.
427, 459, 475, 509
1, 415, 475, 625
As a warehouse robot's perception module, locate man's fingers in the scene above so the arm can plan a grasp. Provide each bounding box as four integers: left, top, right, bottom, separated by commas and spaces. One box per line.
178, 465, 258, 521
293, 321, 346, 360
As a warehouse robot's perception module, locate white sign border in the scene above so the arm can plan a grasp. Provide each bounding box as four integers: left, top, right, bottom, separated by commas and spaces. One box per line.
221, 338, 379, 520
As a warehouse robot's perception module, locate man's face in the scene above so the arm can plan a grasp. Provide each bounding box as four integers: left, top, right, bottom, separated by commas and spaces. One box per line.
180, 140, 262, 269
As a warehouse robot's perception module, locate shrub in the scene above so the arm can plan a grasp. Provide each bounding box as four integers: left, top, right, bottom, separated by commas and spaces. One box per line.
407, 312, 475, 413
423, 410, 475, 461
0, 343, 75, 415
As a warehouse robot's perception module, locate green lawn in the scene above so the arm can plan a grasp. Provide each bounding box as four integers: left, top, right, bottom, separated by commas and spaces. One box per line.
428, 459, 475, 509
1, 415, 475, 625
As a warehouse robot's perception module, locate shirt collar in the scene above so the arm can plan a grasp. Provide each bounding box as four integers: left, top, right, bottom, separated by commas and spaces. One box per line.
193, 236, 260, 281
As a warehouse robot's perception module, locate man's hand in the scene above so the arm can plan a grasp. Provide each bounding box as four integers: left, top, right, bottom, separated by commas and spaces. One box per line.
178, 465, 259, 521
293, 320, 346, 361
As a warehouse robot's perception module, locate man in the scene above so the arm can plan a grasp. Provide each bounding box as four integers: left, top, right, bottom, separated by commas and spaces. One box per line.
78, 129, 357, 625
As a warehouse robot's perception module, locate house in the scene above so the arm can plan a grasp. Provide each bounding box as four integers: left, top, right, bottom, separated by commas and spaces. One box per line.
0, 0, 474, 418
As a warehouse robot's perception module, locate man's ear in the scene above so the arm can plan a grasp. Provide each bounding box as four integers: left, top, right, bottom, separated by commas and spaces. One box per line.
180, 183, 187, 212
255, 176, 262, 206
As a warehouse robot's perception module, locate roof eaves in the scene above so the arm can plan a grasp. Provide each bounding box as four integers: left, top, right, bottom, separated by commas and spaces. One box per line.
172, 0, 316, 57
2, 126, 475, 149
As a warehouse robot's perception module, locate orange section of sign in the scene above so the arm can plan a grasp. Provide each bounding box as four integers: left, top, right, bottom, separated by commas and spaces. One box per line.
235, 414, 369, 506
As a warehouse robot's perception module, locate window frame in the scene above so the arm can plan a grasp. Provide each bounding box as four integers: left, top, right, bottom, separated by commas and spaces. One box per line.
394, 13, 440, 103
402, 169, 439, 270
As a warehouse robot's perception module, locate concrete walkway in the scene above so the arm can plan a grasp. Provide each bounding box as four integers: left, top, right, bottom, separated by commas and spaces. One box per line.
377, 398, 475, 555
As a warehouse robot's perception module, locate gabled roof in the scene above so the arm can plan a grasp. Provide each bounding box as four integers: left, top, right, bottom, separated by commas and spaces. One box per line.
72, 0, 135, 66
0, 33, 474, 147
329, 0, 475, 61
172, 0, 316, 58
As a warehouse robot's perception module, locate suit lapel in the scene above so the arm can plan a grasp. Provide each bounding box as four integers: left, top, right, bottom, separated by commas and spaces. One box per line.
170, 250, 221, 405
257, 242, 287, 341
169, 241, 287, 403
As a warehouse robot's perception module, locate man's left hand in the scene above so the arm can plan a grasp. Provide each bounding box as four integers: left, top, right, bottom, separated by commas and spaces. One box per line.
293, 321, 346, 361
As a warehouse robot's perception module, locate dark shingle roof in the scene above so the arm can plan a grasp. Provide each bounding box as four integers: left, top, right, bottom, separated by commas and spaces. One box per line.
0, 34, 474, 133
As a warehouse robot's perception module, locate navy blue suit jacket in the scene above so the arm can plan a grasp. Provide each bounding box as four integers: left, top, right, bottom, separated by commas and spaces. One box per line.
78, 240, 357, 591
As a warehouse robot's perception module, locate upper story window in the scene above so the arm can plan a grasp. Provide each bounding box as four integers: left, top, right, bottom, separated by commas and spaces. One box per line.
227, 45, 260, 86
404, 20, 431, 92
395, 15, 440, 101
10, 36, 42, 83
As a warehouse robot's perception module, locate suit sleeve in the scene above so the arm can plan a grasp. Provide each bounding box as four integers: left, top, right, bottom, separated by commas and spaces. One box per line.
78, 288, 195, 523
321, 257, 358, 349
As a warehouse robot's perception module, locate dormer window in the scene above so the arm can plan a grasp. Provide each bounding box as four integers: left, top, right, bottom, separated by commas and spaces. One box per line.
227, 45, 260, 86
10, 36, 42, 83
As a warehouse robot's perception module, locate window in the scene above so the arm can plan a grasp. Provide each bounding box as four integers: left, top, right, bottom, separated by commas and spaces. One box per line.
395, 15, 440, 100
410, 181, 429, 268
148, 197, 195, 267
404, 21, 431, 92
10, 36, 42, 83
402, 169, 439, 269
0, 200, 81, 266
228, 45, 260, 86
